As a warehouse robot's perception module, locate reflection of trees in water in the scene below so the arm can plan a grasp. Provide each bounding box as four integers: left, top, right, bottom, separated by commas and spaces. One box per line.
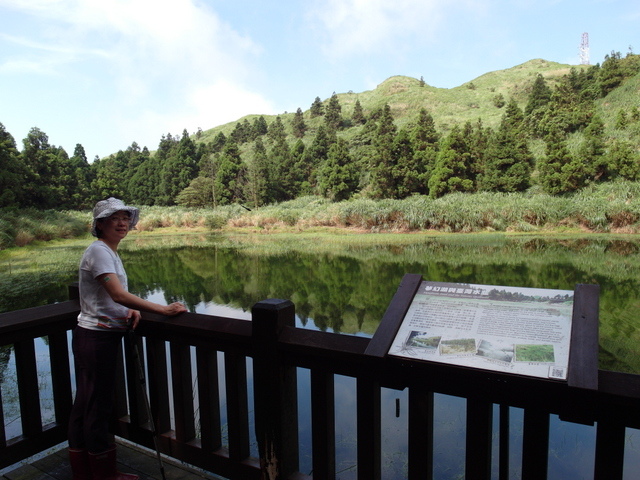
119, 238, 640, 372
0, 271, 76, 313
125, 247, 389, 334
1, 344, 21, 437
0, 243, 82, 313
3, 236, 640, 372
1, 338, 56, 438
0, 345, 12, 384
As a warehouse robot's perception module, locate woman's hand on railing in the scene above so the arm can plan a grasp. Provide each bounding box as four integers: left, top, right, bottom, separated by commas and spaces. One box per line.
128, 309, 141, 329
163, 302, 188, 316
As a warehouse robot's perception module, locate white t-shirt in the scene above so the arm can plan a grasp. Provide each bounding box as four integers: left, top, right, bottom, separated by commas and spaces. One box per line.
77, 240, 131, 331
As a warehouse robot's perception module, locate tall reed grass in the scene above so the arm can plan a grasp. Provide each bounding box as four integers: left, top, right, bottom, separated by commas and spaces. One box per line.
228, 181, 640, 234
2, 180, 640, 250
0, 209, 88, 250
135, 205, 248, 231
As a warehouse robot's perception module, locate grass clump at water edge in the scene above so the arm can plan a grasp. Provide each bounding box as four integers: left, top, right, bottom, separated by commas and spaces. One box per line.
0, 209, 89, 250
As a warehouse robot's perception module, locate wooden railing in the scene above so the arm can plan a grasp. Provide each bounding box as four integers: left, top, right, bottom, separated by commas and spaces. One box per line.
1, 280, 640, 479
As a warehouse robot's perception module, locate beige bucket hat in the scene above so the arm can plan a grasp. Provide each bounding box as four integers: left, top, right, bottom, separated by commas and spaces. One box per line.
91, 197, 140, 237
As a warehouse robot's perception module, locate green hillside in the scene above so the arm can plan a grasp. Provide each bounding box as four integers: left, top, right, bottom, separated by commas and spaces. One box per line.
197, 58, 590, 143
597, 70, 640, 138
171, 52, 638, 208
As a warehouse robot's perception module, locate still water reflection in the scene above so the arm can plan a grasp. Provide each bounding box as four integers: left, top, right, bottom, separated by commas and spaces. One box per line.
2, 233, 640, 478
2, 233, 640, 373
124, 234, 640, 374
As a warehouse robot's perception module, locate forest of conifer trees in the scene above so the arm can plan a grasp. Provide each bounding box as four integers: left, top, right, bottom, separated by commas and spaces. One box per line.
1, 51, 639, 211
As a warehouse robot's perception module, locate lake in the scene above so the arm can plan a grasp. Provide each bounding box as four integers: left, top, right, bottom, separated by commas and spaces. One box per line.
1, 232, 640, 478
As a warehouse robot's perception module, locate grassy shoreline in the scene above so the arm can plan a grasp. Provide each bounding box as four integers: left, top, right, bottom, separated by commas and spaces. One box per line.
2, 181, 640, 250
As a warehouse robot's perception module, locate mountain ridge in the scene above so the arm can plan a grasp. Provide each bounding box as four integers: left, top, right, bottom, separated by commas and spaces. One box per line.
198, 58, 589, 142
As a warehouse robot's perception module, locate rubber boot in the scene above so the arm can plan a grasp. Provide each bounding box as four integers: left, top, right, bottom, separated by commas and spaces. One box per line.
88, 444, 139, 480
68, 448, 91, 480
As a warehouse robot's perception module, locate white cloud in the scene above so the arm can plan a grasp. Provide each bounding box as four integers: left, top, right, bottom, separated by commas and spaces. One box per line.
0, 32, 110, 57
114, 79, 276, 150
24, 0, 263, 99
0, 58, 54, 75
141, 80, 276, 138
186, 80, 276, 125
0, 0, 274, 154
0, 31, 111, 74
309, 0, 486, 59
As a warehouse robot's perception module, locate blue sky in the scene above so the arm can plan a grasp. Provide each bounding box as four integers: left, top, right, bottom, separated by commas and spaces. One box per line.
0, 0, 638, 159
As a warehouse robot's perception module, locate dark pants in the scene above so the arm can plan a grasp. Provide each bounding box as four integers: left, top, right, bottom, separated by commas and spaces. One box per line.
68, 326, 124, 453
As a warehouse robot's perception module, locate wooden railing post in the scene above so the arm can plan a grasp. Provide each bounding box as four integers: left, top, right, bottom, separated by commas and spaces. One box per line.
252, 299, 299, 480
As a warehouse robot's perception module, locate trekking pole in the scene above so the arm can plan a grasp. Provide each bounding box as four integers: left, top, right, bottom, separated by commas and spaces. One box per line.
127, 329, 167, 480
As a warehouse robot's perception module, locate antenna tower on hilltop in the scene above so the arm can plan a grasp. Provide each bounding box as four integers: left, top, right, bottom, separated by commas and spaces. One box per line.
579, 32, 590, 65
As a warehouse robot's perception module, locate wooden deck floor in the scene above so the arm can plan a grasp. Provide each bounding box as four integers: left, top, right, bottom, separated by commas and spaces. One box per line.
1, 441, 228, 480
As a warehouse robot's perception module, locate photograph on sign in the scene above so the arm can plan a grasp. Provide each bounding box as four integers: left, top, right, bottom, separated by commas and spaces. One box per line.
388, 281, 574, 380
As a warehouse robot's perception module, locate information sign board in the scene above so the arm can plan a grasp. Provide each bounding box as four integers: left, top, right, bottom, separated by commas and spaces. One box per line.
387, 280, 575, 380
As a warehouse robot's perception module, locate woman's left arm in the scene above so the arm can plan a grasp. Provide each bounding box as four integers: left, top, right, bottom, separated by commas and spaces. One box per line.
98, 272, 188, 317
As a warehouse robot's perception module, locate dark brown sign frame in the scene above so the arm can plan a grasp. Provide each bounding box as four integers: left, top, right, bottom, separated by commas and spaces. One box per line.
365, 274, 599, 390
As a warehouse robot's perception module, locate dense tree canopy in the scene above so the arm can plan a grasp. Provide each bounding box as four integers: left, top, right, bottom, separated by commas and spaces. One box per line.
2, 52, 640, 211
480, 100, 533, 192
428, 125, 476, 198
291, 108, 307, 138
0, 123, 25, 207
317, 138, 358, 201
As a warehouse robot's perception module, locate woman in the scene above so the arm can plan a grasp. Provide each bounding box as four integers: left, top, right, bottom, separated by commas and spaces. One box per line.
68, 198, 187, 480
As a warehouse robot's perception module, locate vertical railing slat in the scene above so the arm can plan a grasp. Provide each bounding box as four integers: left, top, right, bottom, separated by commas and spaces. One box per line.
356, 377, 381, 480
224, 351, 250, 465
465, 397, 493, 480
408, 388, 434, 480
146, 337, 171, 436
594, 415, 625, 480
311, 369, 335, 480
114, 337, 128, 424
0, 380, 6, 446
170, 342, 196, 446
48, 331, 73, 427
196, 347, 222, 452
521, 409, 549, 480
124, 333, 146, 429
498, 404, 510, 480
14, 339, 42, 437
